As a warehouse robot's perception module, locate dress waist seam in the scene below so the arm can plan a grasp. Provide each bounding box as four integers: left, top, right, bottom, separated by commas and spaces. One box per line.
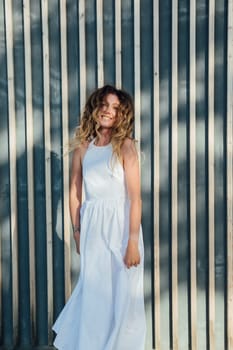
83, 196, 128, 204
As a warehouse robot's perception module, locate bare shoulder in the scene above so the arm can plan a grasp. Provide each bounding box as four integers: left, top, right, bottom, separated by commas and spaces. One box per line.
72, 141, 89, 164
72, 145, 82, 160
121, 138, 138, 157
121, 139, 139, 170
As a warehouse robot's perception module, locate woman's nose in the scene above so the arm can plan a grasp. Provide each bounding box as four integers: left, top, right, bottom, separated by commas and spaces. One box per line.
104, 105, 111, 114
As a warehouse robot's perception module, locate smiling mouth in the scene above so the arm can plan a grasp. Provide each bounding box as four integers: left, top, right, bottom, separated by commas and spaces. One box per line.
101, 114, 113, 120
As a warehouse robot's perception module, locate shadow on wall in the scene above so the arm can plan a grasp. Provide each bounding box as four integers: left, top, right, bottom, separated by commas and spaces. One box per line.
0, 144, 69, 346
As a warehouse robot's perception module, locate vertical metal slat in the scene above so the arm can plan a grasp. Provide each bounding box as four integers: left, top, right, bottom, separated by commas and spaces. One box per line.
227, 0, 233, 348
4, 0, 19, 344
189, 0, 197, 348
23, 0, 36, 341
153, 0, 160, 348
41, 0, 53, 344
134, 0, 141, 153
60, 0, 71, 302
171, 0, 178, 348
96, 0, 104, 87
115, 0, 121, 88
208, 1, 215, 348
79, 0, 86, 110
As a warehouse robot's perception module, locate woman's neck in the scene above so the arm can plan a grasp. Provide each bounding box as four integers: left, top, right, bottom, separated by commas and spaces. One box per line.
95, 130, 112, 146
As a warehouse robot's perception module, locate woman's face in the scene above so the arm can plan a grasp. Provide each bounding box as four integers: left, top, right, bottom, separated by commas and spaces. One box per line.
97, 93, 120, 129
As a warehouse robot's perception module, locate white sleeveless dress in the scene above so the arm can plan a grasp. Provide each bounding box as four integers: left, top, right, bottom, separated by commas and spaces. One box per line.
52, 140, 146, 350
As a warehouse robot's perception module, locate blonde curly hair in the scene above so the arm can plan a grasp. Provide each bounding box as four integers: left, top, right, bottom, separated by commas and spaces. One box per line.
70, 85, 136, 160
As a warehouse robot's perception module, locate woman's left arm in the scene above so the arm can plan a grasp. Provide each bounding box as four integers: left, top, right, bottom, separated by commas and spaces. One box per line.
122, 139, 142, 268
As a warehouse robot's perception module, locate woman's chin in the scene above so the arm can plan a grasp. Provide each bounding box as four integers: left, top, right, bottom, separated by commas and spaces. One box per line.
98, 122, 115, 130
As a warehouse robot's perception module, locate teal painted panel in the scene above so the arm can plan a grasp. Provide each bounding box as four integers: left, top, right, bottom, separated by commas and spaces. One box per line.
30, 0, 48, 344
0, 0, 13, 346
140, 0, 154, 349
67, 0, 80, 132
103, 0, 115, 85
159, 0, 172, 348
13, 0, 31, 345
177, 1, 189, 348
121, 0, 134, 95
196, 1, 209, 348
48, 0, 65, 321
86, 0, 97, 95
214, 0, 227, 349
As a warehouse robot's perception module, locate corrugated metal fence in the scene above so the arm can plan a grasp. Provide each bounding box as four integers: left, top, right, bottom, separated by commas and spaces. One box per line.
0, 1, 232, 349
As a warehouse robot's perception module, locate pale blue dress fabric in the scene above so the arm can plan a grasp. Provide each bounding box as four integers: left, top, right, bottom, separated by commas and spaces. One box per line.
52, 140, 146, 350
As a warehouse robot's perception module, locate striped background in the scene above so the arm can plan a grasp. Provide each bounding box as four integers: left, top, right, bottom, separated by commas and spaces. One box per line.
0, 0, 232, 349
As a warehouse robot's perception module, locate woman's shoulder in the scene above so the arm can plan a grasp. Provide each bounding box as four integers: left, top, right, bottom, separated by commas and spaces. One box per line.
121, 137, 137, 153
121, 138, 139, 163
72, 141, 90, 160
74, 140, 90, 151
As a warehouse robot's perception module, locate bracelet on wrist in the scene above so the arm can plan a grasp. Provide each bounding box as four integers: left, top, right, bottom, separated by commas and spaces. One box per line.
73, 225, 80, 234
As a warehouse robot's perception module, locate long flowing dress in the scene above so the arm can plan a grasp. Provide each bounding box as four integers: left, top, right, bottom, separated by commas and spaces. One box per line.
52, 140, 146, 350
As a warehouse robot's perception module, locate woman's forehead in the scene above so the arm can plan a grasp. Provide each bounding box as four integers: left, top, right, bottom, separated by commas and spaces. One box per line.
102, 93, 120, 104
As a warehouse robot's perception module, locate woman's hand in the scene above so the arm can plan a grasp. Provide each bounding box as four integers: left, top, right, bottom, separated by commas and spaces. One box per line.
73, 232, 80, 254
124, 239, 140, 268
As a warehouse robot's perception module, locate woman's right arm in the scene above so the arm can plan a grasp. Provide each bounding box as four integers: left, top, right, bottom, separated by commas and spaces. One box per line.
69, 148, 83, 254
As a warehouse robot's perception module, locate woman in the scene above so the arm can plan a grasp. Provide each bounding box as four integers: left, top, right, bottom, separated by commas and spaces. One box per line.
53, 85, 146, 350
